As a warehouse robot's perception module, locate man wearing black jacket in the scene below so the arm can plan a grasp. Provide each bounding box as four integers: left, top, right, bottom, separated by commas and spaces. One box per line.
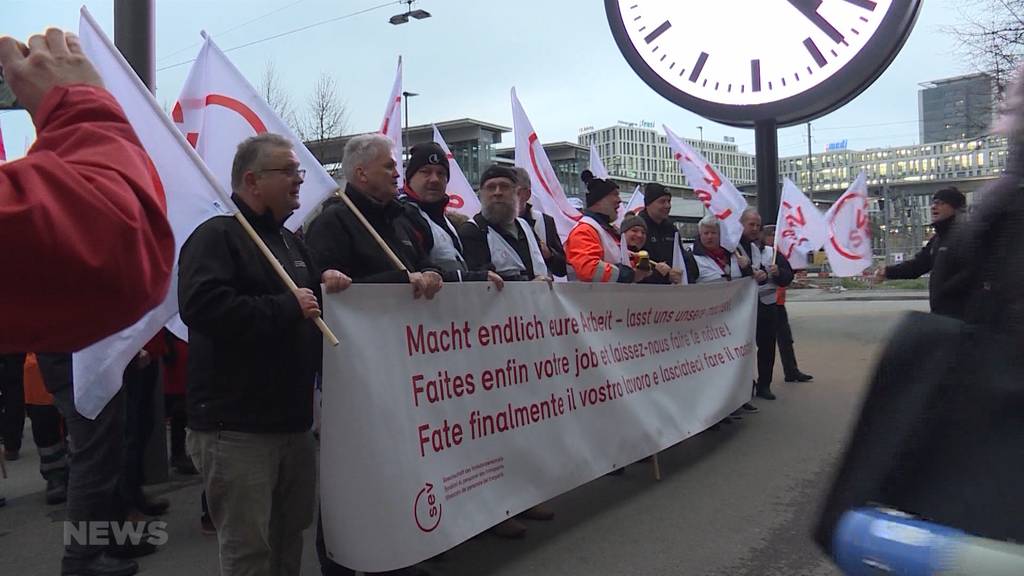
179, 134, 351, 576
638, 182, 699, 284
875, 187, 968, 319
737, 208, 795, 400
305, 133, 439, 576
513, 166, 568, 278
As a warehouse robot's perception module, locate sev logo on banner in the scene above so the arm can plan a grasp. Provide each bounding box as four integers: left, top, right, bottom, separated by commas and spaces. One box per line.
320, 281, 756, 572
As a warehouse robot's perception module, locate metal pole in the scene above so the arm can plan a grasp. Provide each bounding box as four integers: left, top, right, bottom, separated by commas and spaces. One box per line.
807, 122, 813, 202
403, 95, 410, 158
755, 119, 779, 223
114, 0, 155, 92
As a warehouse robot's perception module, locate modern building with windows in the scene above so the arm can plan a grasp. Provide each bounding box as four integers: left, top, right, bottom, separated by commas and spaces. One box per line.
577, 122, 757, 187
919, 73, 996, 144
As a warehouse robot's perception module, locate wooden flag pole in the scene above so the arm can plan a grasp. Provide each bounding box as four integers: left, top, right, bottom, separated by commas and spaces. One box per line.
336, 189, 409, 272
651, 452, 662, 481
231, 212, 339, 347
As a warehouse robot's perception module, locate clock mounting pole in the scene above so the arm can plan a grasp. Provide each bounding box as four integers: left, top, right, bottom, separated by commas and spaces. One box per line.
755, 119, 779, 224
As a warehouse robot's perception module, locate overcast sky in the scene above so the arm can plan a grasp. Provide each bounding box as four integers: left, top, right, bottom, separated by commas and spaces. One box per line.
1, 0, 979, 161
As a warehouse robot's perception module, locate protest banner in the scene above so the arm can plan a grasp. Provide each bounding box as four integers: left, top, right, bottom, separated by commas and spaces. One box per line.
320, 280, 756, 571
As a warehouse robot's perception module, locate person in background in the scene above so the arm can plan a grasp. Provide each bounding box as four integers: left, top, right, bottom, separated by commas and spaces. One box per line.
762, 226, 813, 383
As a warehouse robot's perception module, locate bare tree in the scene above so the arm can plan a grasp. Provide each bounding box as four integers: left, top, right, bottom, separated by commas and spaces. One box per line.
300, 72, 348, 143
256, 60, 298, 133
948, 0, 1024, 96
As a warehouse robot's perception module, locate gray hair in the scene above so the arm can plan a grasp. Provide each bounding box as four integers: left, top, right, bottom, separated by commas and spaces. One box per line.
698, 213, 719, 230
740, 206, 760, 222
342, 133, 393, 183
512, 166, 531, 188
231, 133, 293, 191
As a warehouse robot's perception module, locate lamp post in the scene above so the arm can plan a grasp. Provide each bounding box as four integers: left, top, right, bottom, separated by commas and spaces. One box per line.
697, 125, 704, 152
402, 91, 418, 158
390, 0, 432, 25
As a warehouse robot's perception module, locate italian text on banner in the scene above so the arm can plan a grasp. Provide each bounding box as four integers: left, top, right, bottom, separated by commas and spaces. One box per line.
320, 280, 757, 571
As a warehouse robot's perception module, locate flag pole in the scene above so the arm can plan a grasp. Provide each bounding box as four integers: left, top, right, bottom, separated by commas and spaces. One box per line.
336, 189, 409, 272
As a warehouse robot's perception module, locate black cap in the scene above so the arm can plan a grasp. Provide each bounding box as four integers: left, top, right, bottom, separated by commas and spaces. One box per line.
644, 182, 671, 206
405, 142, 450, 183
581, 169, 619, 207
932, 186, 966, 209
479, 165, 518, 189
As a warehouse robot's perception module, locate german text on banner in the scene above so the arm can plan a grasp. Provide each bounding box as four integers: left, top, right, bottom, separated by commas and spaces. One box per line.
432, 125, 481, 218
663, 124, 745, 251
775, 178, 827, 270
512, 88, 582, 241
381, 57, 404, 191
824, 171, 872, 277
319, 281, 757, 571
173, 36, 336, 232
74, 9, 228, 419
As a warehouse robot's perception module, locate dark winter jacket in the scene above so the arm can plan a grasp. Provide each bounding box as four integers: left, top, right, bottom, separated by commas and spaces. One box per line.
885, 216, 969, 319
178, 194, 320, 433
638, 210, 699, 284
520, 203, 568, 277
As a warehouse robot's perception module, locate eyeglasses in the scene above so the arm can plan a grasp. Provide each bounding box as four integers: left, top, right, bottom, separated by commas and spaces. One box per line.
261, 167, 306, 179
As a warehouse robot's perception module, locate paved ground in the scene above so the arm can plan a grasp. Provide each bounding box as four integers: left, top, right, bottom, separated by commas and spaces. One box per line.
0, 300, 928, 576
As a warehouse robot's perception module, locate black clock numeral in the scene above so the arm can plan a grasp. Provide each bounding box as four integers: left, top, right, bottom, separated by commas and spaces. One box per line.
803, 37, 828, 67
689, 52, 709, 83
644, 20, 672, 44
751, 59, 762, 92
787, 0, 844, 43
842, 0, 877, 9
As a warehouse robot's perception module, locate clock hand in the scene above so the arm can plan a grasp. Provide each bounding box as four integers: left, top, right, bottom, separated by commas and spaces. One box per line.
787, 0, 845, 43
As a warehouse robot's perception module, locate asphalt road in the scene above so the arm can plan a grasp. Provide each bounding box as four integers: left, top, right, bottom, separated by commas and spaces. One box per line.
0, 300, 929, 576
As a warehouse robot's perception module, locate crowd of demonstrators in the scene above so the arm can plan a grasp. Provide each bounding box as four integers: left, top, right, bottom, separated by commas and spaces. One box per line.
874, 186, 970, 319
512, 167, 567, 278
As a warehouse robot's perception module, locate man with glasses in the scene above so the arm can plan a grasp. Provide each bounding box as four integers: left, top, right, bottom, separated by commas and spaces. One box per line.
178, 133, 351, 576
874, 187, 969, 319
513, 166, 567, 278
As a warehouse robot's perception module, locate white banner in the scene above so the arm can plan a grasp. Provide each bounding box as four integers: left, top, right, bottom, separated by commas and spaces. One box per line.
320, 281, 757, 572
775, 178, 827, 270
173, 36, 337, 232
432, 125, 481, 218
824, 171, 872, 277
663, 124, 746, 251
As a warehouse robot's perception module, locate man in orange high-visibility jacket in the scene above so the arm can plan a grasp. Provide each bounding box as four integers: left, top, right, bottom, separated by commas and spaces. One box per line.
565, 170, 649, 283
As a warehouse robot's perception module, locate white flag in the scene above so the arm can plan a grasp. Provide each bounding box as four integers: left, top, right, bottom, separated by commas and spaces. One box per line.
775, 178, 827, 270
512, 88, 581, 241
663, 124, 745, 251
74, 9, 230, 419
671, 231, 689, 284
172, 36, 337, 232
614, 184, 644, 226
432, 125, 481, 218
823, 172, 872, 277
588, 143, 609, 179
380, 57, 404, 192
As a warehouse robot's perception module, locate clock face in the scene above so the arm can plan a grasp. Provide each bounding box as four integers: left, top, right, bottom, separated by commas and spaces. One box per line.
606, 0, 922, 126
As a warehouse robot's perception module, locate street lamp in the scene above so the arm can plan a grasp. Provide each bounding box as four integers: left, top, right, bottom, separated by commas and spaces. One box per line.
390, 0, 431, 25
402, 91, 418, 158
697, 125, 704, 152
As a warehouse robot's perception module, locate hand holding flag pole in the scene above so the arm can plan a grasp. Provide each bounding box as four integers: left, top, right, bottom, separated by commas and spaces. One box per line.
336, 189, 408, 272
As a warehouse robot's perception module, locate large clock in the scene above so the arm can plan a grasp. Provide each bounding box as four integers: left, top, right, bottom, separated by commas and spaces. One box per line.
606, 0, 922, 127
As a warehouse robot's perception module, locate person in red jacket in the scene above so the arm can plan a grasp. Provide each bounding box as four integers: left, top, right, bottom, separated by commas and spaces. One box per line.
565, 170, 649, 283
0, 29, 174, 353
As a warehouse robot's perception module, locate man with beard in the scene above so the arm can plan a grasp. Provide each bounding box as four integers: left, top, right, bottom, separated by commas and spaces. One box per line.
512, 166, 567, 278
459, 165, 550, 282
